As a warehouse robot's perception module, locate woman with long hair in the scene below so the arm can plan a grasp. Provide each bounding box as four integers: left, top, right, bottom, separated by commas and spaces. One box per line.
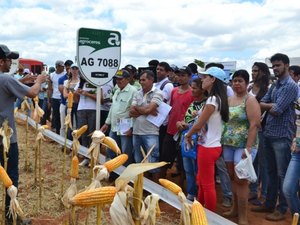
185, 67, 229, 212
248, 62, 271, 205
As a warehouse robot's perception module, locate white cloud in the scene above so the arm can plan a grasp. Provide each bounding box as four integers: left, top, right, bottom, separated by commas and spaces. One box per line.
1, 0, 300, 73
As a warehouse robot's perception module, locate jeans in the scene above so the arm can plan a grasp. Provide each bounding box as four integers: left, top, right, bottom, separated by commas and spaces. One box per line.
215, 156, 232, 199
264, 135, 291, 213
183, 156, 197, 199
106, 131, 134, 166
0, 143, 19, 220
59, 104, 66, 137
51, 98, 61, 134
133, 134, 159, 173
41, 98, 51, 125
252, 131, 269, 197
77, 110, 96, 147
283, 151, 300, 222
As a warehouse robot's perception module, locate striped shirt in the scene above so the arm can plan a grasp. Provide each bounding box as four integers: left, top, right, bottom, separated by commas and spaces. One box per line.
261, 75, 298, 140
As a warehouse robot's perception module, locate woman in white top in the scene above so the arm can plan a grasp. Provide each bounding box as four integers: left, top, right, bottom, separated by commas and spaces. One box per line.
185, 67, 229, 212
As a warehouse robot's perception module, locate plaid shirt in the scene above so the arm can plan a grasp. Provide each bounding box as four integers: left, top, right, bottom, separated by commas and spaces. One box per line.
261, 75, 298, 140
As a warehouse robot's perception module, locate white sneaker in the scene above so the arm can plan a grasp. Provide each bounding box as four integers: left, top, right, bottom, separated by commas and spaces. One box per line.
79, 158, 90, 167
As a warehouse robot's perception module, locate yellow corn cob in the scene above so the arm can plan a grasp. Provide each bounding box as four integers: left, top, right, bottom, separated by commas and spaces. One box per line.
70, 186, 116, 207
159, 179, 182, 195
191, 199, 208, 225
0, 165, 13, 188
70, 155, 79, 178
42, 125, 49, 129
104, 154, 128, 172
102, 136, 121, 155
67, 92, 73, 108
33, 95, 39, 103
74, 125, 88, 137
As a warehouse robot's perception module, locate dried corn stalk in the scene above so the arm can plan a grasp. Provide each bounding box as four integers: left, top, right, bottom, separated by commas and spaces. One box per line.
20, 98, 31, 171
35, 125, 48, 208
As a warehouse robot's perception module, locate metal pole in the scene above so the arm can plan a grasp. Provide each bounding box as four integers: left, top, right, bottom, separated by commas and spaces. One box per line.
96, 86, 101, 130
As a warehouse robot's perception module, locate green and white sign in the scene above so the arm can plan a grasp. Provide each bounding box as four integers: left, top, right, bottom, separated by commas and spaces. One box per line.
77, 28, 121, 87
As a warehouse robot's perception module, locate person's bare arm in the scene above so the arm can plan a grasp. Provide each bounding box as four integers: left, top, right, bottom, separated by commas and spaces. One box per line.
245, 96, 261, 152
26, 74, 48, 98
134, 102, 158, 116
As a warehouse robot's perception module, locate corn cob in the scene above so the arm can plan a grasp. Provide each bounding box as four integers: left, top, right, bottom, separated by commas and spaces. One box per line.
159, 179, 182, 195
70, 186, 116, 207
104, 154, 128, 172
74, 125, 88, 137
42, 125, 49, 129
33, 95, 39, 103
191, 199, 208, 225
70, 156, 79, 178
0, 165, 13, 188
102, 137, 121, 155
67, 92, 74, 108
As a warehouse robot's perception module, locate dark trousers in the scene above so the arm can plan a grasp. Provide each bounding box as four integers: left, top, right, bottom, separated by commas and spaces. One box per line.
51, 98, 61, 134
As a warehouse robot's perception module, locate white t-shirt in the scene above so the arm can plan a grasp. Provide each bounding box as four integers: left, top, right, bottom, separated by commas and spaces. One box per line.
76, 82, 96, 111
198, 96, 223, 148
50, 71, 65, 99
227, 85, 234, 97
154, 78, 173, 104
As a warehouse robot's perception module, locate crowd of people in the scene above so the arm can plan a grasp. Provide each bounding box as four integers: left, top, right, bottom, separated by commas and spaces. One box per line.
1, 43, 300, 225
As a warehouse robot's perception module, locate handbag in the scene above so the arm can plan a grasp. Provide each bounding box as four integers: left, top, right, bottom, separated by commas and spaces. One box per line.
180, 128, 197, 160
234, 149, 257, 183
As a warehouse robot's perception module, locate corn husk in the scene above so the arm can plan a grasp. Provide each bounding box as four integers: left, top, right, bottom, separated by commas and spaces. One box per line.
0, 120, 13, 154
141, 194, 160, 225
7, 185, 24, 222
87, 131, 106, 165
71, 131, 81, 156
20, 97, 30, 112
178, 192, 191, 225
83, 165, 109, 191
110, 191, 135, 225
115, 162, 167, 191
61, 178, 78, 208
64, 108, 72, 130
110, 162, 167, 225
32, 98, 44, 123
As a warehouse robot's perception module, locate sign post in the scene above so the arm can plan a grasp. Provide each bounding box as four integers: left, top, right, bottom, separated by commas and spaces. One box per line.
77, 28, 121, 129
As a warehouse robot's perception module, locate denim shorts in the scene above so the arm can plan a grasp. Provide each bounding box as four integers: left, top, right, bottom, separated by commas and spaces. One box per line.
223, 145, 257, 165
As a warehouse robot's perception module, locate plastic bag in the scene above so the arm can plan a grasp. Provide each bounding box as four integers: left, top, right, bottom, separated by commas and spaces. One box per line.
180, 129, 197, 160
234, 149, 257, 183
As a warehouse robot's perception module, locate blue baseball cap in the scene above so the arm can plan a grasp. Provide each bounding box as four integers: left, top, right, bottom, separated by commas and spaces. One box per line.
200, 67, 229, 84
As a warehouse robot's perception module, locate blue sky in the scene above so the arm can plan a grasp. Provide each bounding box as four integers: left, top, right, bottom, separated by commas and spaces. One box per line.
1, 0, 300, 72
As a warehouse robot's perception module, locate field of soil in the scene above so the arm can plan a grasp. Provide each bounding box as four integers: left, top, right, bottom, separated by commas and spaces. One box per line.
0, 118, 294, 225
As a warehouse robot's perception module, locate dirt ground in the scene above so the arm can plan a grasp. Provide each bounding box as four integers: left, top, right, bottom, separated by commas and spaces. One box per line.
0, 119, 294, 225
